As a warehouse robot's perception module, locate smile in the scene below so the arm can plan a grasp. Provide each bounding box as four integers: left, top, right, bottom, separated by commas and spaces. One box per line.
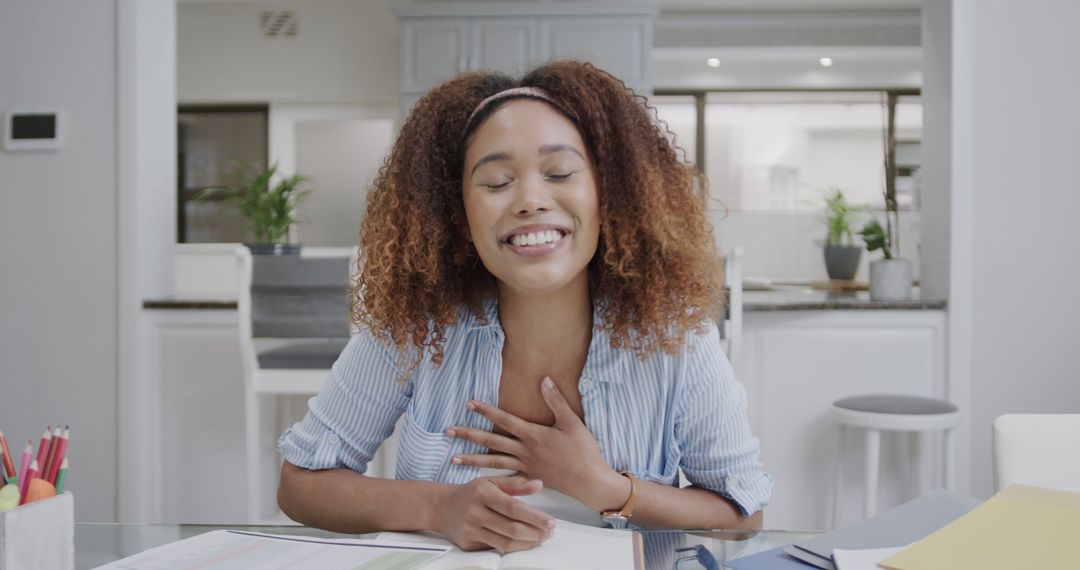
500, 225, 570, 257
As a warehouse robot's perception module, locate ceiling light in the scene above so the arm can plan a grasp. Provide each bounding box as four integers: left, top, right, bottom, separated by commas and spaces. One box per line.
819, 57, 834, 68
707, 58, 721, 68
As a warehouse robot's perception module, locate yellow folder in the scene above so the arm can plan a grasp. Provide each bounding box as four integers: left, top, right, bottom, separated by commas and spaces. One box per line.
878, 484, 1080, 570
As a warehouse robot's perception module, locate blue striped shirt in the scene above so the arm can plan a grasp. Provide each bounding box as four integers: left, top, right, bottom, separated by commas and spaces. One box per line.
278, 298, 772, 516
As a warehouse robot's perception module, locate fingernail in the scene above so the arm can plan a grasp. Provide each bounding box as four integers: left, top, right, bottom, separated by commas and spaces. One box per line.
542, 377, 554, 390
451, 456, 462, 464
445, 428, 456, 438
465, 401, 476, 411
547, 519, 556, 529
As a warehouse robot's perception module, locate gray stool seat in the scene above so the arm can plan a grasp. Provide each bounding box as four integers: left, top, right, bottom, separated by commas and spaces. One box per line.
831, 393, 963, 525
256, 338, 349, 370
834, 394, 959, 416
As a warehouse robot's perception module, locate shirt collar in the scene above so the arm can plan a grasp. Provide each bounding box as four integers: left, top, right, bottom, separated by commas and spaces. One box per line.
464, 297, 626, 385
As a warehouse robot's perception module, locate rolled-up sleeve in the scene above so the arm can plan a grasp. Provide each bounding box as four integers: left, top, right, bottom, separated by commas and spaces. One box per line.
675, 325, 773, 515
277, 329, 412, 473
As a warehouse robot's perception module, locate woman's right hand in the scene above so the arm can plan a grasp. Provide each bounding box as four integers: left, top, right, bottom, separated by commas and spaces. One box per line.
432, 476, 555, 553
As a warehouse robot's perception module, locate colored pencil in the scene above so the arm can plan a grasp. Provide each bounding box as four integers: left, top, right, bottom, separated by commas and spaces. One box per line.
16, 442, 31, 501
46, 427, 69, 485
0, 430, 15, 481
20, 459, 39, 506
35, 427, 51, 472
55, 458, 68, 494
41, 426, 61, 485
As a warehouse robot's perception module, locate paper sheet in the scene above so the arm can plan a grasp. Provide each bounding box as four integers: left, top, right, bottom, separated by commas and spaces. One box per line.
832, 546, 905, 570
92, 529, 450, 570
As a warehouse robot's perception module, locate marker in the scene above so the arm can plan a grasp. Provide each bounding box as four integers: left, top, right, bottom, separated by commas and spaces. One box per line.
0, 430, 15, 481
55, 458, 68, 494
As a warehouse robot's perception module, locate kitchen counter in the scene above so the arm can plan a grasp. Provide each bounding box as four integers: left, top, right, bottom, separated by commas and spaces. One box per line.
744, 287, 947, 311
144, 288, 948, 312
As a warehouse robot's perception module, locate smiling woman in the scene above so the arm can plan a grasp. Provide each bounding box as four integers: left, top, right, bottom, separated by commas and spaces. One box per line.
275, 60, 772, 554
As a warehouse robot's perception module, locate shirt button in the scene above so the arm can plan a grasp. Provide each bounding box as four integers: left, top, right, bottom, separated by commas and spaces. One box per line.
581, 377, 593, 390
327, 434, 339, 446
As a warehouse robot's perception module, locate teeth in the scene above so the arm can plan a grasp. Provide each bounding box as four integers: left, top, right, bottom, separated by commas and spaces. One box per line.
510, 230, 564, 247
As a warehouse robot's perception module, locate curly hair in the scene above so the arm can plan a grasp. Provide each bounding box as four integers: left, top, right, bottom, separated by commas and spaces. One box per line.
353, 60, 724, 371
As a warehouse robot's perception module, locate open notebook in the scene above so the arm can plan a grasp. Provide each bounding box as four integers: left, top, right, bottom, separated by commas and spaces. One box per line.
379, 519, 638, 570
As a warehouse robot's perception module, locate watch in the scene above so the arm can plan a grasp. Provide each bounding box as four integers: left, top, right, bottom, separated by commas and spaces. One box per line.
600, 472, 639, 529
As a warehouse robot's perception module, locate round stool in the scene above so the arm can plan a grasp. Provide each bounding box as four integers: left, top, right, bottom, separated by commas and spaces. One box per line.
830, 394, 962, 526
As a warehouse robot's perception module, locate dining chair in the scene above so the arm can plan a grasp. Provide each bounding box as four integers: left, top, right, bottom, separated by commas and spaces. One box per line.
993, 413, 1080, 493
237, 245, 355, 524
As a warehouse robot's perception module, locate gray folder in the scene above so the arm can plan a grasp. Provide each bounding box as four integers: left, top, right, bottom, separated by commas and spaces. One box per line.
783, 490, 982, 570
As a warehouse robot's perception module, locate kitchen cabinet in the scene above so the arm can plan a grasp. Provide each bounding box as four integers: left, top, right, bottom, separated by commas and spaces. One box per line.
740, 308, 948, 530
397, 3, 656, 118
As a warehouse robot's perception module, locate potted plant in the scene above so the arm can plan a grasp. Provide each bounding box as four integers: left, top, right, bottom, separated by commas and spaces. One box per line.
859, 94, 912, 301
199, 161, 314, 255
822, 189, 863, 281
860, 200, 912, 301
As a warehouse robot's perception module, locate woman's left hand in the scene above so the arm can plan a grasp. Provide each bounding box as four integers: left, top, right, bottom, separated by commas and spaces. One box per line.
446, 377, 619, 509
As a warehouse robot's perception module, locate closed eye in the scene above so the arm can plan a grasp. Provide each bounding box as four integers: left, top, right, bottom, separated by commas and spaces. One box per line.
482, 180, 512, 190
545, 171, 577, 182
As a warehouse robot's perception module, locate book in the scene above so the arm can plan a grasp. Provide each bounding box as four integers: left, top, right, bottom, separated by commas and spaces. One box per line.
878, 484, 1080, 570
783, 489, 982, 570
378, 519, 636, 570
91, 529, 452, 569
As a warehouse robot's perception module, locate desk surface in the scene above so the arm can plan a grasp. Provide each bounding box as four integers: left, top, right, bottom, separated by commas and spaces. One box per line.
75, 523, 820, 569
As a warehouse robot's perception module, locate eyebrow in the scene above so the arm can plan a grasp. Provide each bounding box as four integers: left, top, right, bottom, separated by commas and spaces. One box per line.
469, 144, 586, 176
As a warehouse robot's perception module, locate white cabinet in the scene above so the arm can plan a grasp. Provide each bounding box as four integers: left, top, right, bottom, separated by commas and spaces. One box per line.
401, 19, 540, 93
740, 310, 948, 530
398, 3, 656, 117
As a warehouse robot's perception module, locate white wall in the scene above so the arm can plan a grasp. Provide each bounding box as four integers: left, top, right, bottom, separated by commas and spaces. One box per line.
177, 0, 400, 104
0, 0, 118, 522
952, 0, 1080, 498
919, 0, 951, 302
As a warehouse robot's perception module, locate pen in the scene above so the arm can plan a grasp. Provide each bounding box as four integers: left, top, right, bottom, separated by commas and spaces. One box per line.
0, 430, 15, 481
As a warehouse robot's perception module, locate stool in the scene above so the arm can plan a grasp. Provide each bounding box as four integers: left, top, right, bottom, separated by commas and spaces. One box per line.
830, 394, 962, 526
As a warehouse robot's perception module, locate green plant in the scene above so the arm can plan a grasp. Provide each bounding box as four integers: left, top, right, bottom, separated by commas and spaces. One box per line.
823, 188, 862, 246
860, 219, 892, 259
198, 162, 314, 244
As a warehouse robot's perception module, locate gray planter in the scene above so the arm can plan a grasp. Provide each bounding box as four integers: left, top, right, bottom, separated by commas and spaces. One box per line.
245, 243, 301, 255
869, 258, 913, 300
823, 244, 862, 280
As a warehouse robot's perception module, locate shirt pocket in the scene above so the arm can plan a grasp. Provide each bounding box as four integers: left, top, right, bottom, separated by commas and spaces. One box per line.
394, 409, 452, 482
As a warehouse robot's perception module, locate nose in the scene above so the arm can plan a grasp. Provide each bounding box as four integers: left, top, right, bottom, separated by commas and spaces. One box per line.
512, 174, 552, 216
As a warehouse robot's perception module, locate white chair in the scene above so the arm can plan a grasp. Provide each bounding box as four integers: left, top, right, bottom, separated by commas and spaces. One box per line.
237, 246, 355, 524
830, 394, 962, 526
993, 414, 1080, 493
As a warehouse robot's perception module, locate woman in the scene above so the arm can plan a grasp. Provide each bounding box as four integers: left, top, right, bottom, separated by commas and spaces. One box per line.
276, 60, 772, 553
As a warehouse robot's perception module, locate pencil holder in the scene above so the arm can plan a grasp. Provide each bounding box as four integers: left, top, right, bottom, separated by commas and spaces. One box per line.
0, 492, 74, 570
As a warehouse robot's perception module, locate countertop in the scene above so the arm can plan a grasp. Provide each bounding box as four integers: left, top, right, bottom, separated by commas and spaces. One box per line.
144, 288, 947, 312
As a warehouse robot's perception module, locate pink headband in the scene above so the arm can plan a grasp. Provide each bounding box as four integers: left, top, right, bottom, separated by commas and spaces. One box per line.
464, 86, 576, 134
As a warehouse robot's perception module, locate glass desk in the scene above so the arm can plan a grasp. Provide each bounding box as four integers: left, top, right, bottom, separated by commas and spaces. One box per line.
75, 523, 821, 569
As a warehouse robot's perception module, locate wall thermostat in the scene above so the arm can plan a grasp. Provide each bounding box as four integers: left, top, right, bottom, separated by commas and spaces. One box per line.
3, 110, 65, 151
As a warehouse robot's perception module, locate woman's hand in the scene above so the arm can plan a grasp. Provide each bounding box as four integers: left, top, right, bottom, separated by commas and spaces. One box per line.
447, 377, 628, 511
432, 476, 555, 553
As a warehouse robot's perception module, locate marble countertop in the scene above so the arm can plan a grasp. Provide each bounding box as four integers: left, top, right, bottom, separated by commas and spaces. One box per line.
744, 287, 946, 311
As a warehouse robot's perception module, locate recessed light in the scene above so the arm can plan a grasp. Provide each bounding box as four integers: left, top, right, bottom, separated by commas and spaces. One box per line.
707, 58, 722, 68
819, 57, 834, 67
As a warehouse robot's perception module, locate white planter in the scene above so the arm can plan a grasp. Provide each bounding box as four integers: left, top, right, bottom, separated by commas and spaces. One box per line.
869, 258, 913, 301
